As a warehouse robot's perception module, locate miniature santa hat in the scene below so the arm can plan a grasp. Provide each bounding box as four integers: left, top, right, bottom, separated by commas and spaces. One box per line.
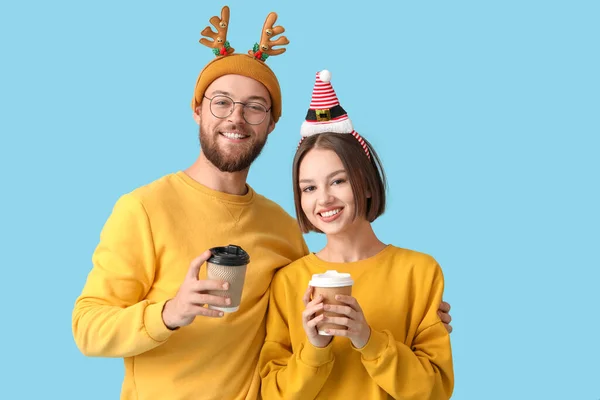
299, 69, 370, 158
300, 70, 355, 137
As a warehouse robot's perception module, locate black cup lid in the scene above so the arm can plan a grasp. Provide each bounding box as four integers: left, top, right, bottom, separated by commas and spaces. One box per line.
208, 244, 250, 266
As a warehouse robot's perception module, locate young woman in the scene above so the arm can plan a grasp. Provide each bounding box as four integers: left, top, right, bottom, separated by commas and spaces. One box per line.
258, 71, 454, 399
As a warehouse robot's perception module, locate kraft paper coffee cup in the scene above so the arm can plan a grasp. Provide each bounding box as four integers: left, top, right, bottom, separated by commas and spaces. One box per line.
206, 244, 250, 313
309, 270, 354, 335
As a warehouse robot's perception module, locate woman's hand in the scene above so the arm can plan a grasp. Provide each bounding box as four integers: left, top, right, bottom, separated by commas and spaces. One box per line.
322, 295, 371, 349
301, 286, 333, 348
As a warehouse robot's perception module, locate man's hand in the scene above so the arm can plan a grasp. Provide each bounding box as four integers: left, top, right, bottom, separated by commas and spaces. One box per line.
162, 250, 231, 330
438, 300, 453, 333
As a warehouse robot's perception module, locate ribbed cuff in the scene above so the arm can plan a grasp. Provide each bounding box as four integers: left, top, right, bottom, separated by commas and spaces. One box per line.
143, 301, 175, 343
299, 339, 335, 367
354, 329, 388, 360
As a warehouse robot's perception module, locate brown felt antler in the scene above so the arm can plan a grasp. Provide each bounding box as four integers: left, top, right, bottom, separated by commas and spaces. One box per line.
248, 12, 289, 61
199, 6, 235, 56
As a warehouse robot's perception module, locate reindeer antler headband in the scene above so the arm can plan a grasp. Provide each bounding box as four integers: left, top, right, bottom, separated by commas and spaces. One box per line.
191, 6, 289, 123
198, 6, 288, 61
248, 12, 289, 61
199, 6, 235, 56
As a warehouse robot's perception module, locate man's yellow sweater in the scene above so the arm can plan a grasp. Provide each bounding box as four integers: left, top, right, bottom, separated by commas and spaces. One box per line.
259, 245, 454, 399
72, 171, 308, 400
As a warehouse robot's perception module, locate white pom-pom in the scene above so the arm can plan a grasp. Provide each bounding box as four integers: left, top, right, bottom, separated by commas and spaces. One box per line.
318, 69, 331, 83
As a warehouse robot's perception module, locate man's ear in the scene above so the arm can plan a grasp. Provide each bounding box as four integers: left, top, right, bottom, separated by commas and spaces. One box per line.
192, 107, 201, 125
267, 115, 276, 135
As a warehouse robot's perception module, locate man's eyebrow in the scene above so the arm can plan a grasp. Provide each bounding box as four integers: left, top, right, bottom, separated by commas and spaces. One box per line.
209, 91, 269, 105
210, 90, 231, 97
246, 95, 269, 105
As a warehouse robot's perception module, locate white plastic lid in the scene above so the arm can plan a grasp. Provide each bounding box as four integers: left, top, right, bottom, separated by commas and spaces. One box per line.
309, 270, 354, 287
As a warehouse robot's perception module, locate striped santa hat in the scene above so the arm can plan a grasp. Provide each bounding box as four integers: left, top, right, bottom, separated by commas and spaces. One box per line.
300, 70, 354, 137
300, 69, 370, 158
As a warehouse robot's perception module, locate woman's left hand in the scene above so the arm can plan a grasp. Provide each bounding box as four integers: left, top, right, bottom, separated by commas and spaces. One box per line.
322, 295, 371, 349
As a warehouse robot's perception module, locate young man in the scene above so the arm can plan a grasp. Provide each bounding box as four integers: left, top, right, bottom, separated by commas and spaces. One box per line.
72, 6, 453, 400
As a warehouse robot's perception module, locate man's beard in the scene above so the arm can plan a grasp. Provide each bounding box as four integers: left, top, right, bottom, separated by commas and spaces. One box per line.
199, 124, 267, 173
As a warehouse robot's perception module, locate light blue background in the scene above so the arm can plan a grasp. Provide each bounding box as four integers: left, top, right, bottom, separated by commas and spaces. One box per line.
1, 1, 598, 399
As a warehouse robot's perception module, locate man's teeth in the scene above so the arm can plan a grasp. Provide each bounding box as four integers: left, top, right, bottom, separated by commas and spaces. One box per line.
222, 132, 247, 139
321, 209, 341, 217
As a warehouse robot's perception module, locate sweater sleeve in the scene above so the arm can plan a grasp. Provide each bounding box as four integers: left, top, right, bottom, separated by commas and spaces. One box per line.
259, 272, 335, 400
72, 194, 174, 357
355, 263, 454, 399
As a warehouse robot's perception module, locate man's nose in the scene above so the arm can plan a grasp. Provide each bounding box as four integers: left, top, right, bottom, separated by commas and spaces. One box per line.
227, 103, 246, 124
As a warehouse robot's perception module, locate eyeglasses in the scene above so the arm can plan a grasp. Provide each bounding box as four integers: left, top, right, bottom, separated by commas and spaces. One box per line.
203, 95, 271, 125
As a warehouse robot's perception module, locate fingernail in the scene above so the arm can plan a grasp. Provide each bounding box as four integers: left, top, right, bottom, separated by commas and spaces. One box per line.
225, 298, 231, 305
335, 295, 341, 300
223, 283, 229, 289
219, 312, 224, 317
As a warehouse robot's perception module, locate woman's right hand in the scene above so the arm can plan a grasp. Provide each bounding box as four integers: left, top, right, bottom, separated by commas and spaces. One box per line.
302, 286, 333, 348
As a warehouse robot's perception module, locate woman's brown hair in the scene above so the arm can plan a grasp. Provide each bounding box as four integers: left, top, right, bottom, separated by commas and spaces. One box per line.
292, 132, 387, 233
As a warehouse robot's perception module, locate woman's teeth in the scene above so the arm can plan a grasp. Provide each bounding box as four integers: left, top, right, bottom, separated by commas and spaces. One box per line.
321, 209, 341, 217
